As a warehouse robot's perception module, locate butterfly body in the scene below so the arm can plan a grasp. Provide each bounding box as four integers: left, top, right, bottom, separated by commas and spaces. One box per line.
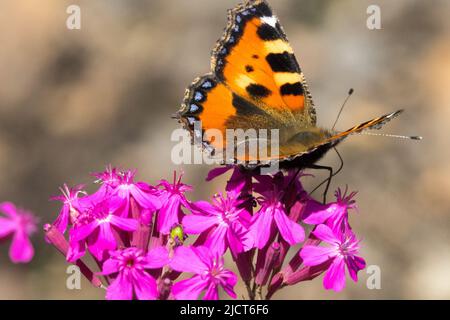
176, 0, 402, 170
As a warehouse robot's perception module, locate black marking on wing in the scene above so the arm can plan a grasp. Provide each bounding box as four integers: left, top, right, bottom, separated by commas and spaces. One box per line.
280, 82, 304, 96
257, 23, 282, 40
266, 52, 300, 73
231, 93, 267, 116
254, 1, 273, 16
246, 84, 271, 98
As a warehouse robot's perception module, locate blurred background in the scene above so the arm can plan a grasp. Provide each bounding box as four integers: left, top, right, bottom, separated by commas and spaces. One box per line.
0, 0, 448, 299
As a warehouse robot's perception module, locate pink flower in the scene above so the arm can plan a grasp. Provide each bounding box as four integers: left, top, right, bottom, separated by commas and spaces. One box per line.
0, 202, 37, 263
206, 166, 254, 192
170, 245, 237, 300
111, 169, 162, 218
300, 224, 366, 292
248, 174, 305, 249
183, 184, 253, 256
302, 187, 357, 232
68, 199, 139, 262
92, 165, 122, 190
157, 171, 192, 234
50, 184, 85, 234
100, 246, 169, 300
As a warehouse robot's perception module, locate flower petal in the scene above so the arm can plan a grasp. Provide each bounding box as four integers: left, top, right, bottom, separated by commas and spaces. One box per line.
109, 215, 138, 232
220, 269, 238, 299
53, 205, 70, 234
133, 271, 159, 300
0, 202, 17, 218
106, 273, 133, 300
70, 221, 99, 242
312, 224, 339, 245
274, 207, 305, 245
130, 185, 162, 211
100, 258, 120, 275
170, 246, 207, 273
172, 275, 207, 300
144, 246, 170, 269
66, 239, 85, 262
323, 257, 346, 292
192, 246, 215, 268
300, 245, 335, 266
88, 223, 117, 260
182, 214, 218, 234
346, 255, 366, 282
249, 207, 274, 249
157, 196, 182, 234
302, 201, 337, 225
9, 230, 34, 263
190, 200, 216, 214
0, 217, 15, 238
203, 283, 219, 300
204, 226, 228, 255
226, 225, 245, 256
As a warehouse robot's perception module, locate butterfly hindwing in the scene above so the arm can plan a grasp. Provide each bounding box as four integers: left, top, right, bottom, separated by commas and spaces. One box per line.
179, 73, 282, 156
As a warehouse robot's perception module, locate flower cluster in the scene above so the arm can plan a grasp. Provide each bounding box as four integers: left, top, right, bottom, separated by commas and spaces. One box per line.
0, 202, 37, 263
45, 165, 366, 300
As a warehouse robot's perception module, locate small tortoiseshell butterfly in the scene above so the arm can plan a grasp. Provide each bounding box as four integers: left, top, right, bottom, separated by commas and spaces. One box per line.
175, 0, 404, 170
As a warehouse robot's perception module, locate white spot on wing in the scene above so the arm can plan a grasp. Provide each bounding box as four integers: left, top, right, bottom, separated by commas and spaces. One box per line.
261, 15, 277, 28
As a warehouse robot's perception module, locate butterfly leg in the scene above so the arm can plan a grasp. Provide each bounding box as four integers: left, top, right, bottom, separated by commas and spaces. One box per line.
285, 167, 302, 190
306, 164, 333, 204
308, 148, 344, 203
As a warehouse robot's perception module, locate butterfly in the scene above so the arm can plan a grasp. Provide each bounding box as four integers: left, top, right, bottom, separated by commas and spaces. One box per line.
175, 0, 404, 170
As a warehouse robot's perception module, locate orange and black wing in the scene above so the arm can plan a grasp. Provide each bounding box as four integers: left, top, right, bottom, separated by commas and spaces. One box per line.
212, 0, 316, 125
176, 0, 315, 160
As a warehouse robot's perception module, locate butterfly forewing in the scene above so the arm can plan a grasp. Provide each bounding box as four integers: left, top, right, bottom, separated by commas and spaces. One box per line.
211, 0, 316, 124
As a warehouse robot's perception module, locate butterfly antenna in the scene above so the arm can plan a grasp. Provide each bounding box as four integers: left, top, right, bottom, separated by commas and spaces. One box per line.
332, 88, 354, 131
357, 132, 422, 140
